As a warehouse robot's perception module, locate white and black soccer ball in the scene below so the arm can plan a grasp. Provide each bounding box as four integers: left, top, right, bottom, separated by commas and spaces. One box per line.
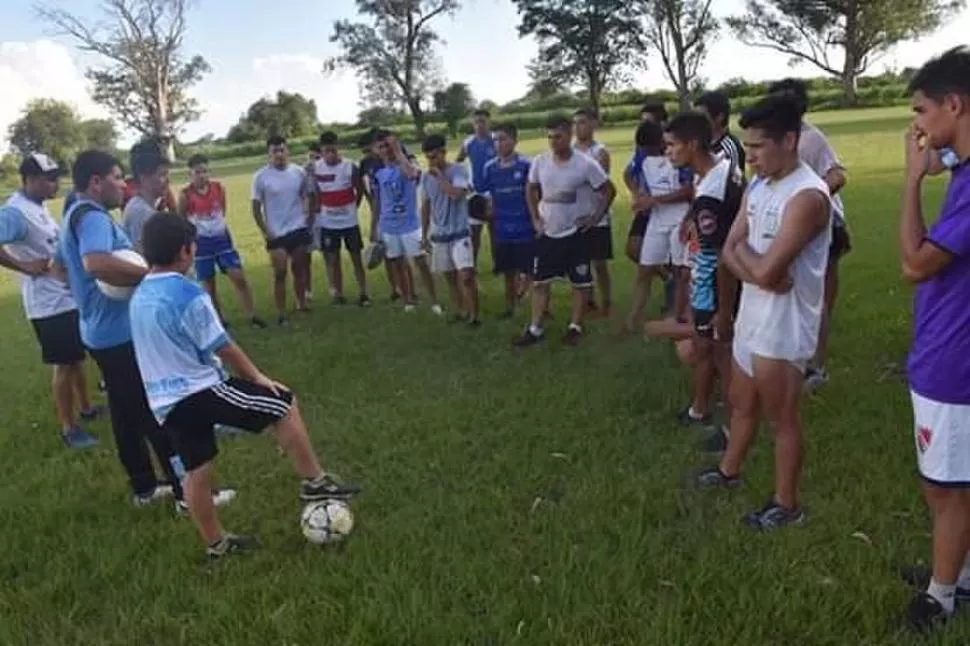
300, 499, 354, 545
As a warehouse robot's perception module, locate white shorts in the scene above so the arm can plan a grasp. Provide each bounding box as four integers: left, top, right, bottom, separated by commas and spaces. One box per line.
912, 391, 970, 486
431, 237, 475, 273
382, 229, 424, 259
732, 337, 808, 378
640, 218, 688, 267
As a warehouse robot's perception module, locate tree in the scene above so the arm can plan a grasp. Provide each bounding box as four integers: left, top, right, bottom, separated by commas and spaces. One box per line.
37, 0, 211, 159
226, 92, 320, 143
432, 82, 475, 136
512, 0, 647, 113
81, 119, 119, 151
727, 0, 964, 105
357, 105, 407, 126
327, 0, 460, 138
644, 0, 718, 110
7, 99, 88, 164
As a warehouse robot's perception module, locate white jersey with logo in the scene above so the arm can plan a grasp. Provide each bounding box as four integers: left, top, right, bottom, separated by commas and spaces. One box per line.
572, 141, 611, 227
3, 192, 76, 320
309, 158, 358, 230
641, 156, 690, 226
528, 151, 609, 238
251, 164, 307, 238
735, 162, 832, 362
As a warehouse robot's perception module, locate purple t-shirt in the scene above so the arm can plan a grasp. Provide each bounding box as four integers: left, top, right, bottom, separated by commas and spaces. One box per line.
908, 162, 970, 404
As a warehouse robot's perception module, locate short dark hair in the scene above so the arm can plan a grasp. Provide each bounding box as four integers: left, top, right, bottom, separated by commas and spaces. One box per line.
141, 213, 197, 266
666, 111, 713, 152
635, 120, 664, 149
694, 91, 731, 127
319, 131, 339, 146
187, 153, 208, 168
267, 135, 287, 147
495, 122, 518, 140
421, 133, 447, 152
739, 94, 803, 142
908, 46, 970, 101
641, 100, 669, 123
72, 150, 121, 192
308, 142, 322, 153
473, 108, 491, 118
131, 150, 170, 179
358, 130, 375, 150
574, 107, 598, 120
546, 114, 572, 131
767, 78, 809, 116
374, 129, 393, 142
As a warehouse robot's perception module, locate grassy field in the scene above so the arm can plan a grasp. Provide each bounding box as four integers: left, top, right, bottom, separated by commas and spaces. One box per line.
0, 105, 961, 645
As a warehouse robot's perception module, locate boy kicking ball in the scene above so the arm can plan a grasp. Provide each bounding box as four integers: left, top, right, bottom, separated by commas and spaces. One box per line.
130, 214, 359, 559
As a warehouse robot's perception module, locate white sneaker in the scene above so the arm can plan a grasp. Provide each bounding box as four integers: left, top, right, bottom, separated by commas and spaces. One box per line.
132, 483, 175, 507
404, 303, 417, 313
175, 488, 238, 516
431, 304, 444, 316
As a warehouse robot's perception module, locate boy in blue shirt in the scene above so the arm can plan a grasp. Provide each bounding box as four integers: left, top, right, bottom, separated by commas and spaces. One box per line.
456, 108, 497, 267
130, 214, 360, 558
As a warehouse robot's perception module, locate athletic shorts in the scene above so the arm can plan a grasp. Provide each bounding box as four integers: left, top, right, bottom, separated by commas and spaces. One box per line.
266, 227, 312, 254
732, 338, 808, 378
912, 391, 970, 486
431, 236, 474, 273
829, 221, 852, 263
533, 232, 593, 288
468, 194, 488, 226
163, 378, 294, 471
628, 211, 649, 238
641, 218, 688, 267
31, 309, 85, 366
195, 250, 243, 281
493, 240, 536, 275
693, 308, 716, 340
316, 225, 363, 254
582, 225, 613, 261
382, 229, 425, 259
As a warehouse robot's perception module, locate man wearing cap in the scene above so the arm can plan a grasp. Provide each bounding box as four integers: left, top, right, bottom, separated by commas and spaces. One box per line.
0, 153, 102, 448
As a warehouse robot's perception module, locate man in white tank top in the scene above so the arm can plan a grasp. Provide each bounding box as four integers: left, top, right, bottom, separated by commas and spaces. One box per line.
695, 96, 831, 531
0, 154, 102, 449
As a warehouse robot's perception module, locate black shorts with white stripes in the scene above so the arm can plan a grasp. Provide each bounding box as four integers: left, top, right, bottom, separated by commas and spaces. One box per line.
163, 378, 294, 471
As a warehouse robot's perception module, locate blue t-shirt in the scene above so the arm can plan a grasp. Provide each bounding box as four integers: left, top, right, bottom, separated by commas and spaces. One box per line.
463, 134, 497, 193
62, 191, 79, 216
374, 164, 421, 235
130, 272, 230, 422
57, 199, 135, 349
481, 155, 535, 244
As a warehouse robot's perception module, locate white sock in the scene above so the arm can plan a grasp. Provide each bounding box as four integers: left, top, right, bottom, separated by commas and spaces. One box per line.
529, 324, 544, 337
688, 406, 705, 420
928, 578, 957, 615
568, 323, 582, 333
958, 554, 970, 589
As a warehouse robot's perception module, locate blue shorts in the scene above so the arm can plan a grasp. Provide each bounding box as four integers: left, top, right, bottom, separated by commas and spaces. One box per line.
195, 250, 243, 281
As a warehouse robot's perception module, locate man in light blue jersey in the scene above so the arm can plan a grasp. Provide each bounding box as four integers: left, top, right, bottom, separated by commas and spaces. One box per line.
456, 108, 497, 267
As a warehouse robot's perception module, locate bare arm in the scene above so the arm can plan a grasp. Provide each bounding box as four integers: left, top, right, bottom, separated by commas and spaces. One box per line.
634, 185, 694, 211
369, 190, 382, 243
251, 199, 268, 239
434, 171, 470, 200
0, 249, 49, 276
420, 194, 431, 245
392, 139, 421, 180
825, 167, 846, 196
597, 149, 611, 175
722, 194, 756, 284
353, 166, 365, 208
455, 142, 468, 164
176, 190, 188, 218
526, 182, 543, 236
81, 254, 148, 286
592, 180, 617, 224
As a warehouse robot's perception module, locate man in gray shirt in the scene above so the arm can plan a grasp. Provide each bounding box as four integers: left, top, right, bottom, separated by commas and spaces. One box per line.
123, 149, 171, 250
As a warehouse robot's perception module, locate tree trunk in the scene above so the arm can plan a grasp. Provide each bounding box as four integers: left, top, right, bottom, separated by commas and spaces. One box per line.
408, 99, 426, 139
841, 0, 860, 107
841, 72, 858, 107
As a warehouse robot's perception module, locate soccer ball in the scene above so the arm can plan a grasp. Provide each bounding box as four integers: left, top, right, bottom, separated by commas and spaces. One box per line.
300, 500, 354, 545
96, 249, 148, 300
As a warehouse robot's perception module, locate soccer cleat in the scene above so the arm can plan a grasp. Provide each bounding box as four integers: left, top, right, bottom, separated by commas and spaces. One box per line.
899, 566, 970, 601
133, 483, 175, 507
175, 488, 238, 517
206, 533, 259, 560
61, 426, 98, 449
358, 294, 372, 307
562, 326, 583, 346
905, 592, 950, 633
513, 328, 544, 348
678, 406, 712, 427
742, 500, 805, 531
78, 405, 107, 422
404, 303, 417, 313
250, 316, 268, 329
693, 466, 742, 489
699, 427, 729, 454
300, 474, 361, 501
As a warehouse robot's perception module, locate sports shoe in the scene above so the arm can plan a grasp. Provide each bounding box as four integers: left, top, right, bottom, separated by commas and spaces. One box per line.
78, 405, 107, 422
332, 294, 348, 305
693, 466, 742, 489
742, 500, 805, 531
300, 474, 360, 501
277, 315, 289, 327
803, 367, 829, 394
250, 316, 268, 329
499, 309, 514, 320
467, 318, 482, 328
678, 406, 712, 427
404, 303, 417, 313
61, 426, 98, 449
305, 290, 314, 303
133, 484, 175, 507
175, 488, 238, 516
431, 303, 444, 316
905, 592, 950, 633
513, 328, 544, 348
97, 380, 107, 393
562, 326, 583, 346
899, 565, 970, 601
358, 294, 372, 307
207, 533, 259, 560
699, 427, 729, 454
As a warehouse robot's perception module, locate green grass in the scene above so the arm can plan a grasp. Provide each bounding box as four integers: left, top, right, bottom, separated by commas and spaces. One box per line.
0, 105, 960, 645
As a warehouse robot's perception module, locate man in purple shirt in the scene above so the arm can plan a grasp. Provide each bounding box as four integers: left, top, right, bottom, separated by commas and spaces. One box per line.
898, 46, 970, 633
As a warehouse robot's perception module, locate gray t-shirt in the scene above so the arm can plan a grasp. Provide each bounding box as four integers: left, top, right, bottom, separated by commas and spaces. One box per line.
251, 164, 308, 239
122, 195, 156, 249
420, 163, 471, 242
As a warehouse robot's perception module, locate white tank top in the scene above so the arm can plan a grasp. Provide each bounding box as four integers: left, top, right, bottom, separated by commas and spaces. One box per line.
573, 141, 611, 227
310, 159, 358, 230
735, 162, 832, 362
4, 192, 76, 320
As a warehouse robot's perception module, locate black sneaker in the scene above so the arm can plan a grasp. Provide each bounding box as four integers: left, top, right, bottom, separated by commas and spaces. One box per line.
678, 406, 712, 427
562, 326, 583, 346
693, 466, 742, 489
78, 404, 107, 422
250, 316, 268, 329
467, 318, 482, 328
699, 427, 729, 454
389, 291, 401, 302
499, 309, 514, 320
206, 533, 259, 560
742, 500, 805, 531
332, 295, 347, 305
900, 565, 970, 601
277, 315, 289, 328
300, 474, 361, 501
905, 592, 950, 633
448, 313, 467, 325
513, 328, 544, 348
358, 294, 372, 307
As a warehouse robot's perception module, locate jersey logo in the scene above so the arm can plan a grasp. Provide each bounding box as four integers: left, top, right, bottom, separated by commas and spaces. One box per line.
576, 263, 589, 277
917, 425, 933, 454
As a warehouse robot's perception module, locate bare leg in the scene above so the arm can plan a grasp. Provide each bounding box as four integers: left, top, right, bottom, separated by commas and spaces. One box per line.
71, 361, 93, 412
571, 286, 590, 328
626, 266, 657, 332
52, 365, 76, 431
814, 260, 839, 372
225, 268, 257, 318
691, 336, 717, 419
290, 248, 310, 310
924, 486, 970, 591
503, 272, 517, 313
593, 259, 612, 313
270, 249, 289, 318
202, 277, 223, 321
413, 255, 439, 306
720, 361, 760, 477
459, 268, 479, 320
444, 271, 463, 316
384, 259, 400, 298
470, 224, 483, 267
323, 250, 343, 298
753, 356, 805, 509
530, 283, 551, 329
185, 462, 225, 545
391, 258, 414, 305
273, 399, 324, 479
349, 249, 368, 298
673, 266, 690, 322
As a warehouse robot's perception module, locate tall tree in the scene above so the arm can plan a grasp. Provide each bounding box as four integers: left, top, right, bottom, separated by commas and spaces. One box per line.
432, 82, 475, 137
81, 119, 120, 151
37, 0, 211, 159
226, 92, 320, 143
644, 0, 718, 110
512, 0, 646, 113
727, 0, 964, 105
7, 99, 89, 164
327, 0, 460, 138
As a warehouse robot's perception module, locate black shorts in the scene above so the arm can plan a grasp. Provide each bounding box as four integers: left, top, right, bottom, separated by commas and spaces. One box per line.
317, 225, 363, 254
829, 221, 851, 263
583, 225, 613, 261
468, 195, 488, 223
693, 308, 716, 340
31, 309, 85, 365
628, 212, 649, 238
533, 232, 592, 288
493, 240, 536, 275
163, 378, 294, 471
266, 227, 312, 253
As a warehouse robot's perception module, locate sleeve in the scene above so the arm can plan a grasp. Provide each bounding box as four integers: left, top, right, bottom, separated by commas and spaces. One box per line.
814, 134, 844, 176
584, 156, 608, 189
451, 165, 470, 189
0, 206, 29, 244
480, 164, 492, 195
181, 292, 231, 354
250, 170, 263, 201
694, 196, 730, 251
928, 190, 970, 257
76, 210, 118, 257
527, 157, 541, 184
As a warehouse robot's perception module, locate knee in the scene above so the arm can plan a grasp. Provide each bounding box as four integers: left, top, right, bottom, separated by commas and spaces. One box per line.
676, 340, 697, 365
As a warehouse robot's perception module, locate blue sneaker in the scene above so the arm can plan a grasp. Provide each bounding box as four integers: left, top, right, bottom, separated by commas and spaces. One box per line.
61, 426, 98, 449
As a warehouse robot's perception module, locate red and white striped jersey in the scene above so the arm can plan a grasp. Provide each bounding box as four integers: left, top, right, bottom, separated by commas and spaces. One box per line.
310, 158, 358, 229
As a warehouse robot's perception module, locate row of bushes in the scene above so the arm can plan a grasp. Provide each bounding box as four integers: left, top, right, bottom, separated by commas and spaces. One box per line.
181, 84, 910, 163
